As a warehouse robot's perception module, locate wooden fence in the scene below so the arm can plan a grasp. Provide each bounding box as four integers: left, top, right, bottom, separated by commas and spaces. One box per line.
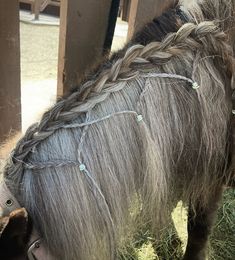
0, 0, 175, 142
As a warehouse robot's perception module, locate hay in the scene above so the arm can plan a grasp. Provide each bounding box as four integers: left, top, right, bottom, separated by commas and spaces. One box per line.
118, 221, 183, 260
118, 189, 235, 260
209, 188, 235, 260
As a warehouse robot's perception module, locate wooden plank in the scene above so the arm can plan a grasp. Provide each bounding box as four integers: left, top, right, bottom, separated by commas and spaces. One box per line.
0, 0, 21, 142
127, 0, 177, 40
122, 0, 131, 22
33, 0, 42, 20
57, 0, 113, 96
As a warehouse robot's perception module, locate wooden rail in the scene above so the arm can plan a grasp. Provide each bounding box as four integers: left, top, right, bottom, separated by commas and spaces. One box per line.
19, 0, 60, 19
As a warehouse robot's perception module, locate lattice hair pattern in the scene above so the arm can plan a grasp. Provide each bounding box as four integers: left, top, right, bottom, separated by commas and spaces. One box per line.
7, 21, 232, 175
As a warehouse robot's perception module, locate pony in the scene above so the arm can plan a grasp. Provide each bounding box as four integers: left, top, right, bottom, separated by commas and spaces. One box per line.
0, 0, 235, 259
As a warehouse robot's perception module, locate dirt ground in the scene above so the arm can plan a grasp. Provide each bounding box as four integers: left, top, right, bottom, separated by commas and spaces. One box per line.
20, 16, 128, 131
20, 21, 59, 131
20, 22, 59, 81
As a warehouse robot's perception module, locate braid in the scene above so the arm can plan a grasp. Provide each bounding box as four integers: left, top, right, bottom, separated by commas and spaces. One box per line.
6, 21, 232, 177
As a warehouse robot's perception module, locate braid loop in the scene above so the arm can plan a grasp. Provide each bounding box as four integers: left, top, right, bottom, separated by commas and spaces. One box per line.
7, 21, 232, 176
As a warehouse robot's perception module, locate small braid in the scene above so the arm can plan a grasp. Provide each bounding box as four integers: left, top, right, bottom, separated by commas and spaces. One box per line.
7, 21, 233, 176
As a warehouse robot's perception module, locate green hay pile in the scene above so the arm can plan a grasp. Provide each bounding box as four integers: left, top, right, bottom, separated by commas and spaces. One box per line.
117, 197, 183, 260
118, 189, 234, 260
118, 222, 183, 260
209, 188, 235, 260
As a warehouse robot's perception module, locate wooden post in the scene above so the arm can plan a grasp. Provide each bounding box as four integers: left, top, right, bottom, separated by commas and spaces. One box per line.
0, 0, 21, 142
57, 0, 114, 96
122, 0, 131, 22
127, 0, 177, 40
33, 0, 43, 20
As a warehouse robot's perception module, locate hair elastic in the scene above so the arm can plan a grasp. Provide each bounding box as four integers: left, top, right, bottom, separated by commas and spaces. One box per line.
137, 114, 143, 122
79, 164, 86, 171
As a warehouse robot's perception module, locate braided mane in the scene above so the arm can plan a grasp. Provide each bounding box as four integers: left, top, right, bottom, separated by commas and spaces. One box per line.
7, 20, 232, 177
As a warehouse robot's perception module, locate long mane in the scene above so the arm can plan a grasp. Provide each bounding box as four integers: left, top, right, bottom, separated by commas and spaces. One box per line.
3, 2, 234, 259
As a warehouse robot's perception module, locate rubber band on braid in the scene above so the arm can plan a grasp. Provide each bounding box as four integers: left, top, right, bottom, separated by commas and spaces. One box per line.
7, 21, 232, 176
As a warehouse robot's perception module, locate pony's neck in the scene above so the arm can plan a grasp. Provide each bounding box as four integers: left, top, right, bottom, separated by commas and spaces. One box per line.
109, 6, 188, 63
131, 6, 188, 45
